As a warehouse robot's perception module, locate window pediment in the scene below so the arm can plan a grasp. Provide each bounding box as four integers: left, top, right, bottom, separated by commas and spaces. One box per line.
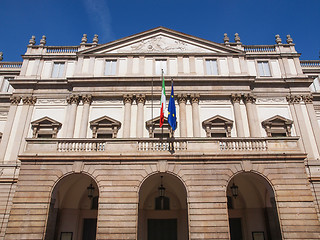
90, 116, 121, 138
262, 115, 293, 137
202, 115, 233, 137
31, 116, 62, 138
146, 116, 172, 138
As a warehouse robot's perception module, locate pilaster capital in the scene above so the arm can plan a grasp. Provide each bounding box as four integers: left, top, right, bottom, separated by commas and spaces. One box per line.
123, 94, 133, 104
82, 94, 93, 104
22, 96, 37, 105
10, 96, 21, 105
67, 95, 80, 105
286, 95, 301, 104
177, 94, 187, 104
302, 94, 313, 104
190, 93, 200, 104
231, 93, 242, 103
136, 94, 146, 104
243, 94, 256, 104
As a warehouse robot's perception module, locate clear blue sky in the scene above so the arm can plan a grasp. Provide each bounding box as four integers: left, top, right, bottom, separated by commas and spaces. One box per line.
0, 0, 319, 61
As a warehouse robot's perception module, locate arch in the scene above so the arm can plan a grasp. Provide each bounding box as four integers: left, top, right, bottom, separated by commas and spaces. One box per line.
44, 173, 99, 240
138, 172, 189, 240
226, 172, 282, 240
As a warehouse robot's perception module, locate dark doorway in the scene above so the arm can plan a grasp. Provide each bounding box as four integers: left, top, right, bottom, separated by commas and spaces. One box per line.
148, 219, 177, 240
82, 218, 97, 240
229, 218, 243, 240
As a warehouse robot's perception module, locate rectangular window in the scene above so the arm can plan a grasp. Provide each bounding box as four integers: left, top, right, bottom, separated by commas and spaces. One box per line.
155, 60, 167, 75
258, 61, 271, 76
1, 77, 13, 92
51, 62, 65, 78
206, 60, 218, 75
105, 60, 117, 76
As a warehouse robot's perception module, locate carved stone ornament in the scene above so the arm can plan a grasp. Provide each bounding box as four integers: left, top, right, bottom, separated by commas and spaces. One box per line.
93, 34, 99, 44
136, 94, 146, 104
28, 36, 36, 46
234, 33, 241, 43
231, 93, 241, 103
22, 96, 37, 105
177, 94, 187, 104
223, 33, 229, 44
82, 94, 93, 104
302, 95, 313, 104
123, 94, 133, 104
286, 35, 293, 44
286, 95, 301, 104
243, 94, 256, 104
275, 34, 282, 44
67, 95, 80, 105
81, 34, 88, 44
191, 94, 200, 104
10, 96, 21, 105
0, 52, 3, 61
40, 35, 46, 46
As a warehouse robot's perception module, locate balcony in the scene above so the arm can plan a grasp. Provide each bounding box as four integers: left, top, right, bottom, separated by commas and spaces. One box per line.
21, 137, 305, 161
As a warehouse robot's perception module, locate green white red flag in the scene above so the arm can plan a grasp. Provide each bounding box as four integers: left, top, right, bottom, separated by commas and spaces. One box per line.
160, 71, 166, 127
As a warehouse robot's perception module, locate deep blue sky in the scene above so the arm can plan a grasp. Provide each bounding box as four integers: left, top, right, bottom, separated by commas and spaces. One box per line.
0, 0, 319, 62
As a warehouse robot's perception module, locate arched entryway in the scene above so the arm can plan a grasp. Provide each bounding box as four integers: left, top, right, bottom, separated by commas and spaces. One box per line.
226, 172, 282, 240
138, 173, 189, 240
44, 173, 99, 240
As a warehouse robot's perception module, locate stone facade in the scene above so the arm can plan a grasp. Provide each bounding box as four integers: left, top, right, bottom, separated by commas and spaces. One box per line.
0, 27, 320, 239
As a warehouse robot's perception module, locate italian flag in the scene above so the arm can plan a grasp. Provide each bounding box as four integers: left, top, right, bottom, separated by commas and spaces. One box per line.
160, 73, 166, 127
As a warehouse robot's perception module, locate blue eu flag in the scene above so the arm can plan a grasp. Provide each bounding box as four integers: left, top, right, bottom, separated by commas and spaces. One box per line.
168, 82, 177, 131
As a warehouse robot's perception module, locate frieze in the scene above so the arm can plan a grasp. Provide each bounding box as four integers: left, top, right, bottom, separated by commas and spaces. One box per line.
256, 97, 287, 104
116, 36, 213, 53
37, 99, 67, 105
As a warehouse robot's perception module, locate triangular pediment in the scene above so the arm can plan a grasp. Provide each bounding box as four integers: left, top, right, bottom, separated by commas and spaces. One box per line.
146, 116, 168, 127
202, 115, 233, 126
262, 115, 293, 126
31, 116, 61, 127
80, 27, 243, 55
90, 116, 121, 127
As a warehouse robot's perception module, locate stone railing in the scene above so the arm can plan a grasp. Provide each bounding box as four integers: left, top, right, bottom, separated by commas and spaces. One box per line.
0, 62, 22, 68
219, 139, 267, 151
300, 60, 320, 68
46, 46, 79, 54
23, 137, 302, 157
138, 139, 187, 151
244, 45, 276, 53
57, 139, 106, 152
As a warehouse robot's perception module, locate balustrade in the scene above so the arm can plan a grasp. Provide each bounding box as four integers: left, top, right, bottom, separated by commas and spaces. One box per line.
0, 62, 22, 68
46, 46, 79, 53
300, 60, 320, 68
244, 45, 276, 52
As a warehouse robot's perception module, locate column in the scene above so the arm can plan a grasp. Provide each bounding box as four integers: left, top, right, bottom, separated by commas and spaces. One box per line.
0, 97, 21, 161
136, 94, 145, 138
287, 95, 315, 159
9, 96, 37, 160
243, 94, 261, 137
303, 95, 320, 153
191, 94, 201, 137
178, 94, 187, 137
66, 95, 80, 138
79, 95, 92, 138
231, 94, 245, 137
123, 94, 133, 138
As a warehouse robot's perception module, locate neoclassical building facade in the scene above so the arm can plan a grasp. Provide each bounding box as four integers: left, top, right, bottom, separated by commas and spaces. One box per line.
0, 27, 320, 239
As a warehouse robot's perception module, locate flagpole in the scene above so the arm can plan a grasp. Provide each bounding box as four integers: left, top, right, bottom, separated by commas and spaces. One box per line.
151, 77, 153, 121
161, 69, 164, 138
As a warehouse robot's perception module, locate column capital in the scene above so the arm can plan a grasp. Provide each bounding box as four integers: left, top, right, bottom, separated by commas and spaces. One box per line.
286, 95, 301, 104
136, 94, 146, 104
243, 94, 256, 103
10, 96, 21, 105
67, 95, 80, 105
123, 94, 133, 104
177, 94, 187, 104
231, 93, 242, 103
190, 93, 200, 104
22, 96, 37, 105
82, 94, 93, 104
302, 94, 313, 104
